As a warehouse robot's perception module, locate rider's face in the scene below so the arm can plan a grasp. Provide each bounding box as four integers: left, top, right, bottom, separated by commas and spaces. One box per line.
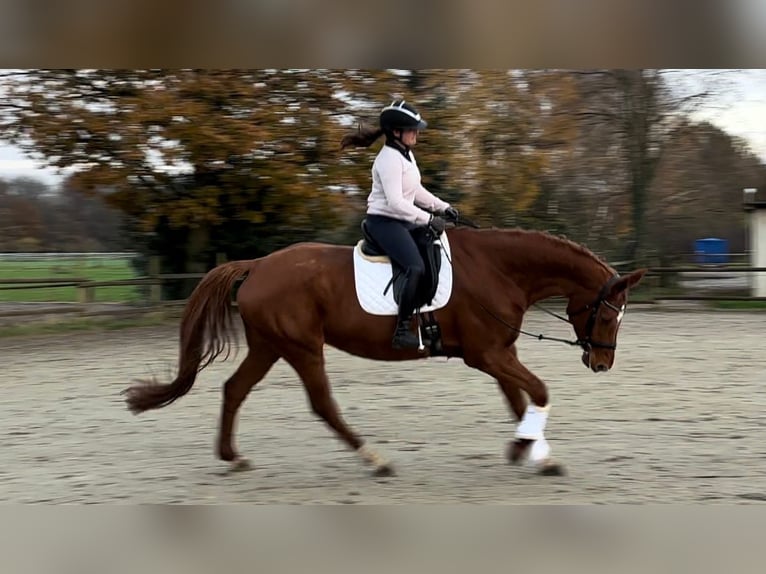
400, 129, 418, 147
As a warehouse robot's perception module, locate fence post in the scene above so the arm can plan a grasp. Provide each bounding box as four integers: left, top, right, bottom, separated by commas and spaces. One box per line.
77, 283, 94, 304
149, 256, 161, 304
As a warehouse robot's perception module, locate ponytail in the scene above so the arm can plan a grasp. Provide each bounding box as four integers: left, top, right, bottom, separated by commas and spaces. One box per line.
340, 123, 385, 150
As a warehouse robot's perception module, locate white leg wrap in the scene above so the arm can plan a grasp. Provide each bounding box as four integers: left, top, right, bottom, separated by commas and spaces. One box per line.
514, 403, 551, 440
529, 437, 551, 463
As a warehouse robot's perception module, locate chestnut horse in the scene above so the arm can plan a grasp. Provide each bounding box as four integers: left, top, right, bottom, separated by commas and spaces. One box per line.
124, 224, 646, 477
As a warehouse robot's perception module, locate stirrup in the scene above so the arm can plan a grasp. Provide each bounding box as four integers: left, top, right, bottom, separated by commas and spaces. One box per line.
392, 318, 420, 349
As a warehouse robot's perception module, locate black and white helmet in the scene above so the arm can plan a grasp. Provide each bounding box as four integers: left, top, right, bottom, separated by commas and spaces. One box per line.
379, 100, 428, 131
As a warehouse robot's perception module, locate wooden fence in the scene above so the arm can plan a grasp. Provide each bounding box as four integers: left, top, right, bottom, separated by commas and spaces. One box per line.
2, 264, 766, 314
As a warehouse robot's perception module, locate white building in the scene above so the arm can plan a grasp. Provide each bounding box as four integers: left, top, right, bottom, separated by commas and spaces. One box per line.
744, 188, 766, 297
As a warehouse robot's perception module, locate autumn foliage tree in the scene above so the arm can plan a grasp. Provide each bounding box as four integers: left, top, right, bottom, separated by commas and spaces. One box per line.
1, 70, 371, 294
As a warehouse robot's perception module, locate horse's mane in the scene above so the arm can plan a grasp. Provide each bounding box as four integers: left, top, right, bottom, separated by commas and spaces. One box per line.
473, 226, 615, 275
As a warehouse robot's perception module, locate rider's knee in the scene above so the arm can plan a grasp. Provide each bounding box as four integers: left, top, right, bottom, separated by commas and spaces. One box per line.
408, 261, 425, 278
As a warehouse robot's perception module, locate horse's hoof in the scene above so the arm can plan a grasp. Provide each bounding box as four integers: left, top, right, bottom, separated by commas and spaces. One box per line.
538, 461, 566, 476
508, 439, 532, 465
229, 457, 252, 472
372, 463, 396, 477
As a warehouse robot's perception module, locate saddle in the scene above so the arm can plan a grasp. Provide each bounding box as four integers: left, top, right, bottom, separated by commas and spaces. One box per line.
360, 219, 443, 310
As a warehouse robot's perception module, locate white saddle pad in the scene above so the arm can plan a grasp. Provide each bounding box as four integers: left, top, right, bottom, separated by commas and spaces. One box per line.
352, 232, 454, 316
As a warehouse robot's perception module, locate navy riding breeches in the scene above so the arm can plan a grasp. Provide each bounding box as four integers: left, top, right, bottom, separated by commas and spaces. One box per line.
364, 213, 426, 319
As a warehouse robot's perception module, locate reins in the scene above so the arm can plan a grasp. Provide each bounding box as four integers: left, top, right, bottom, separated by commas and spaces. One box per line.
435, 216, 617, 351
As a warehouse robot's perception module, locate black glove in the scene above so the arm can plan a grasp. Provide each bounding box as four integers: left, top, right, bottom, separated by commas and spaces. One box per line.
429, 214, 447, 234
444, 206, 459, 222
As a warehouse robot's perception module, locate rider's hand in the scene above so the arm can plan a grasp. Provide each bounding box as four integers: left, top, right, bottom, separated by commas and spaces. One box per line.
444, 206, 459, 222
428, 215, 447, 235
429, 214, 447, 234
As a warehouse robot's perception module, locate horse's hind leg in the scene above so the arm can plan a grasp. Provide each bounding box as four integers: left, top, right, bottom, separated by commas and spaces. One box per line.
217, 343, 279, 471
285, 348, 394, 477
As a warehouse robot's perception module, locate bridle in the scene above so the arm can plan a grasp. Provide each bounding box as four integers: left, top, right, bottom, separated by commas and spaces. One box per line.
470, 271, 625, 352
557, 274, 625, 352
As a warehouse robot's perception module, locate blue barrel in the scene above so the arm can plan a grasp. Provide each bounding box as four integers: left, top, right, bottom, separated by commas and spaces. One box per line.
693, 238, 729, 264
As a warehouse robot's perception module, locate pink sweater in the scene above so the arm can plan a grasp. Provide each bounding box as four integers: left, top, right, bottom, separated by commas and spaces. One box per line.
366, 144, 450, 225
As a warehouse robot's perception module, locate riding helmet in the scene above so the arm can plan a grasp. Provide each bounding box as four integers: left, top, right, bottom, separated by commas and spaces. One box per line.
379, 100, 428, 131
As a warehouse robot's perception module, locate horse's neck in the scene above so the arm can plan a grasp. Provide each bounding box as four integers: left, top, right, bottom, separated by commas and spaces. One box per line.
493, 232, 610, 304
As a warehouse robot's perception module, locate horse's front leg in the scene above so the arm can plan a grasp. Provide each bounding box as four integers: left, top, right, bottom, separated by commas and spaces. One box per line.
470, 348, 565, 476
494, 377, 535, 462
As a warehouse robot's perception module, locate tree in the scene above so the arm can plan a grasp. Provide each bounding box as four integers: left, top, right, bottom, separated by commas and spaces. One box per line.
1, 69, 366, 294
448, 70, 568, 229
0, 175, 127, 252
543, 69, 728, 262
0, 178, 44, 251
648, 120, 766, 259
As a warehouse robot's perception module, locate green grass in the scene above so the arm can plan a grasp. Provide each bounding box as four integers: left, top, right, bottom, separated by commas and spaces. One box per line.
0, 257, 143, 303
709, 300, 766, 310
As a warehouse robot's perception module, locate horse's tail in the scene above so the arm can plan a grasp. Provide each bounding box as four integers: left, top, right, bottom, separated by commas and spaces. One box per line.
123, 260, 252, 414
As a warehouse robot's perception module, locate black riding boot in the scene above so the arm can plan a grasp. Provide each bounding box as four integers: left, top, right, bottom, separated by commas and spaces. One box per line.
392, 316, 420, 349
392, 268, 422, 350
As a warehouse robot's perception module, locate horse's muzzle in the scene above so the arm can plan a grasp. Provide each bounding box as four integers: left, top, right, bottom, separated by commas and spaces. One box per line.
582, 351, 610, 373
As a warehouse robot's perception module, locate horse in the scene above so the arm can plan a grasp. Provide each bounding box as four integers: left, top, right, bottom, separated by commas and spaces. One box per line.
123, 222, 646, 477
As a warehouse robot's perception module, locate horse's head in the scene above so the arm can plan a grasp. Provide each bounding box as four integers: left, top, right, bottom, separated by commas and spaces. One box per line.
566, 268, 647, 373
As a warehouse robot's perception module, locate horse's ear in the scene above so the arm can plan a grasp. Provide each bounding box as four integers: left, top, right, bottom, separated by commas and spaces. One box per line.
609, 268, 648, 296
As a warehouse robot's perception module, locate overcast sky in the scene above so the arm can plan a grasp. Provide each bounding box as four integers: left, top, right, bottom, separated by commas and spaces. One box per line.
686, 69, 766, 164
2, 69, 766, 187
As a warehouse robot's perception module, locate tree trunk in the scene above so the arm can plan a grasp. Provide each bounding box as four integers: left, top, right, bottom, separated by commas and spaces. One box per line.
183, 224, 210, 298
